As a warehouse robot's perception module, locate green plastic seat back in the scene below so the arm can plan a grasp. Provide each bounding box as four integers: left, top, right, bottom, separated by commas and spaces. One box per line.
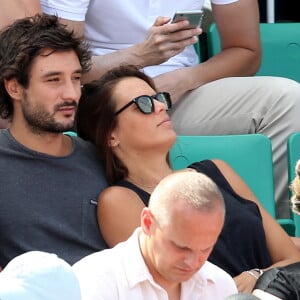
206, 23, 221, 58
207, 23, 300, 82
193, 41, 201, 62
170, 134, 276, 216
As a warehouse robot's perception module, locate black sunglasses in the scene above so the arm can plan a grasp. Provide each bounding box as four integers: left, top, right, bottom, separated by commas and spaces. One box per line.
114, 92, 172, 116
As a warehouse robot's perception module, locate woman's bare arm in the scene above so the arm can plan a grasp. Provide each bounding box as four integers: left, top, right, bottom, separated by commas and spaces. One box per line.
97, 186, 145, 247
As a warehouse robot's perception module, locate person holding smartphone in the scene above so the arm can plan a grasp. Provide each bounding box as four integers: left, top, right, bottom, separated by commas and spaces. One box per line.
37, 0, 300, 219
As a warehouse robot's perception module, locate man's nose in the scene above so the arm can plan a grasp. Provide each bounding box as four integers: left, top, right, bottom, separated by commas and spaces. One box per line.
61, 80, 81, 101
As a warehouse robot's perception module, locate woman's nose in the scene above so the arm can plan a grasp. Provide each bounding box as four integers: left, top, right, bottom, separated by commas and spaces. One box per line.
154, 99, 168, 113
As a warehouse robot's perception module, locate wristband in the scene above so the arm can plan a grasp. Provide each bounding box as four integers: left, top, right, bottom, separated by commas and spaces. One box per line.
246, 268, 264, 280
252, 268, 264, 277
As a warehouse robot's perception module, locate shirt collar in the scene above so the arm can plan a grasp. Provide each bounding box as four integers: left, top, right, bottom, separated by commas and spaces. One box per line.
123, 228, 161, 289
122, 228, 217, 291
180, 262, 219, 298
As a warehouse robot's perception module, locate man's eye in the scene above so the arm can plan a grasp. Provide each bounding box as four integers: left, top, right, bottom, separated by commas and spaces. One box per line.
72, 76, 82, 81
173, 243, 188, 251
47, 78, 59, 82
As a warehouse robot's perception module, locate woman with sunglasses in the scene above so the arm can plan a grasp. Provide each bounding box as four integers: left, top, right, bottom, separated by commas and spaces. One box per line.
76, 64, 300, 295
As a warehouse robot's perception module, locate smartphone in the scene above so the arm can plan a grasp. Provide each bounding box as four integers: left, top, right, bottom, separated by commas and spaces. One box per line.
172, 10, 204, 29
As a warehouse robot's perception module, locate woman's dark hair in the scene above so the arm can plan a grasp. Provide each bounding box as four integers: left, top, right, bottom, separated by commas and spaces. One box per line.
0, 13, 91, 119
76, 64, 158, 184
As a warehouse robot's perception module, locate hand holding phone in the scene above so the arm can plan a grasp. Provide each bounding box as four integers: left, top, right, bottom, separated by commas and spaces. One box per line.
172, 10, 204, 29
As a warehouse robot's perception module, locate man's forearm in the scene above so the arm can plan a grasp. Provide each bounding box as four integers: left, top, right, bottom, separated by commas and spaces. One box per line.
0, 0, 41, 28
186, 46, 261, 91
82, 45, 148, 83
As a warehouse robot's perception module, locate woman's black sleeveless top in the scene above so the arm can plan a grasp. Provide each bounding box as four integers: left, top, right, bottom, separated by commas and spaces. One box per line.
115, 160, 272, 276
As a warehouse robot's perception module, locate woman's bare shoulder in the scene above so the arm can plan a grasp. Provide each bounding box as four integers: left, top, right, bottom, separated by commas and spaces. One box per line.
98, 185, 144, 207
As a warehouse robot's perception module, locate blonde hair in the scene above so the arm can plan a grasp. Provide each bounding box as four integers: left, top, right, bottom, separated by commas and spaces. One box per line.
290, 160, 300, 214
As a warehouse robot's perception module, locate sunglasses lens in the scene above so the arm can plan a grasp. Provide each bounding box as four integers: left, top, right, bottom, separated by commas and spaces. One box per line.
136, 96, 153, 114
155, 93, 172, 110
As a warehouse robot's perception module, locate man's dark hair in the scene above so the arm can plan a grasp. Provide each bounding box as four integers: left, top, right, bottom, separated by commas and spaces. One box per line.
0, 13, 91, 119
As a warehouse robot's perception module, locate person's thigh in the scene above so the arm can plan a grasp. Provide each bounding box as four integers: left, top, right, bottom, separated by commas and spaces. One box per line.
170, 76, 300, 137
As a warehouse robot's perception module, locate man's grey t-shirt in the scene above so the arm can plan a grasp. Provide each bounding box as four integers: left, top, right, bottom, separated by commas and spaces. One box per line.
0, 129, 108, 267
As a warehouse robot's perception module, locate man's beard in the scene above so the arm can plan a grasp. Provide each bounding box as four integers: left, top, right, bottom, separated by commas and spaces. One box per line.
22, 93, 77, 134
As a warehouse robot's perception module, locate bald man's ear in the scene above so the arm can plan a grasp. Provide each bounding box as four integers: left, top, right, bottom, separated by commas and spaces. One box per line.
141, 208, 154, 234
4, 78, 23, 102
